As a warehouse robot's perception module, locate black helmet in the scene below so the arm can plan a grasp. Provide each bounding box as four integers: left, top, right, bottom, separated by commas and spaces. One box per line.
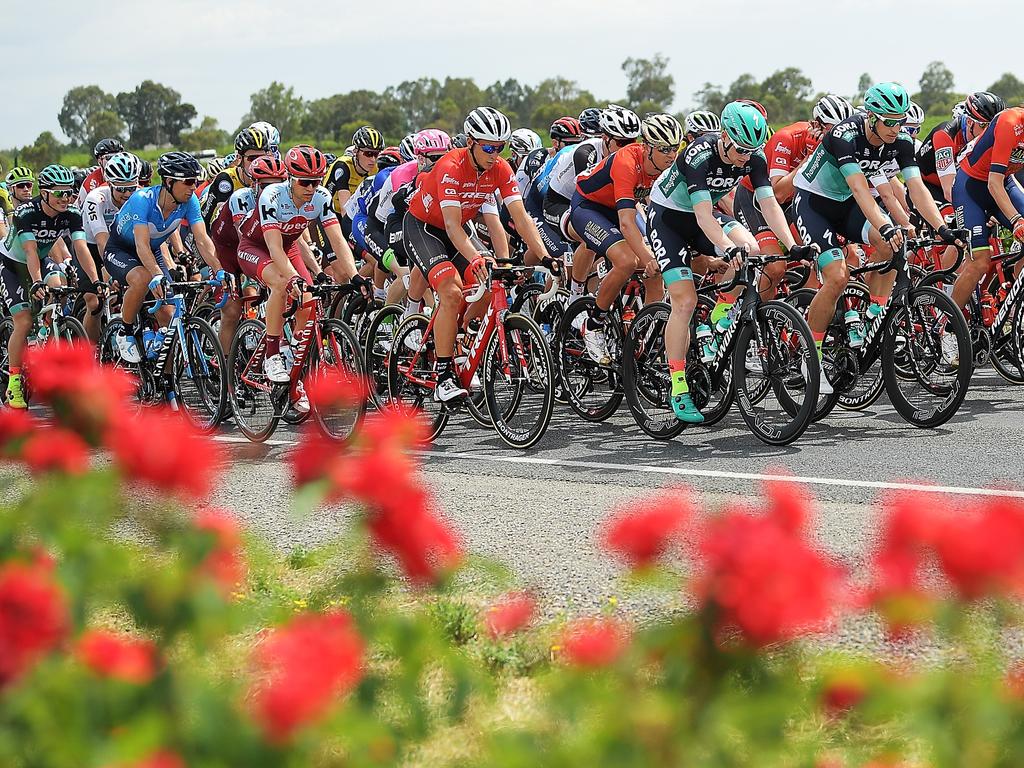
158, 151, 202, 181
352, 126, 385, 150
93, 138, 125, 160
965, 91, 1006, 123
375, 147, 403, 169
139, 159, 153, 184
451, 132, 469, 149
578, 107, 602, 135
72, 168, 88, 191
234, 127, 270, 155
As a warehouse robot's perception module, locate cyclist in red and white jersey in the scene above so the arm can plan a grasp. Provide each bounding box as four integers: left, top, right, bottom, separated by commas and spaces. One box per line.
75, 138, 125, 209
403, 106, 550, 402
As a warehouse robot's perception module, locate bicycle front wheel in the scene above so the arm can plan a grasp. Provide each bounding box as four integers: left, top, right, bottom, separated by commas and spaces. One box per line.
310, 318, 366, 442
622, 302, 686, 440
363, 303, 404, 409
387, 314, 448, 442
171, 317, 226, 433
733, 300, 819, 446
229, 318, 280, 442
484, 313, 555, 449
53, 315, 88, 343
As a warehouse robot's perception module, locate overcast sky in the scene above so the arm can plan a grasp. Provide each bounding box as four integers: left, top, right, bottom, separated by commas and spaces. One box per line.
6, 0, 1021, 149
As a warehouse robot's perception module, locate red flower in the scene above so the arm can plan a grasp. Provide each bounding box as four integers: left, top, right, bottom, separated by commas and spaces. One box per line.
0, 561, 69, 686
76, 629, 159, 684
601, 490, 692, 568
21, 427, 90, 475
305, 369, 371, 411
193, 508, 246, 593
105, 407, 224, 499
107, 750, 186, 768
249, 610, 364, 743
484, 591, 536, 638
560, 617, 629, 668
693, 487, 847, 647
365, 487, 463, 585
0, 408, 34, 456
821, 672, 867, 716
932, 498, 1024, 600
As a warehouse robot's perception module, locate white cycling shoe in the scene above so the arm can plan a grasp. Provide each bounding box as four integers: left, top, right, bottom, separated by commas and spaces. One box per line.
263, 353, 290, 383
582, 320, 611, 364
292, 380, 310, 413
434, 376, 468, 403
115, 332, 141, 364
940, 331, 959, 366
804, 357, 834, 395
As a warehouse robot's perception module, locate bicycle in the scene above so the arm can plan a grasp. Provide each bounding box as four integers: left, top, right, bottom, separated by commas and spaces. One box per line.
623, 253, 821, 446
228, 281, 366, 443
387, 260, 556, 449
98, 279, 228, 432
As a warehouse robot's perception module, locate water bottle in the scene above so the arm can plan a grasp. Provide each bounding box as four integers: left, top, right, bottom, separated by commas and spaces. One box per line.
844, 309, 865, 348
696, 324, 717, 363
865, 303, 883, 328
715, 306, 736, 335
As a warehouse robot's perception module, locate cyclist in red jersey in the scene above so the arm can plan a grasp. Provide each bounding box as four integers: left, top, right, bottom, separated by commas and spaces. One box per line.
734, 94, 853, 296
568, 114, 683, 363
404, 106, 550, 403
950, 104, 1024, 319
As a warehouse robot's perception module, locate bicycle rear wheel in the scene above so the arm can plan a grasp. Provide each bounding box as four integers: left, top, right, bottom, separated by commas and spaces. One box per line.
882, 286, 972, 428
171, 317, 226, 433
623, 302, 686, 440
733, 300, 819, 446
387, 314, 448, 441
484, 313, 554, 448
363, 303, 404, 409
556, 297, 622, 422
311, 318, 366, 442
229, 318, 280, 442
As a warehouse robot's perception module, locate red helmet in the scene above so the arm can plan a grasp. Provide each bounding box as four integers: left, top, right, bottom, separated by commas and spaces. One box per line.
249, 155, 288, 183
737, 99, 769, 120
284, 144, 327, 178
550, 117, 583, 143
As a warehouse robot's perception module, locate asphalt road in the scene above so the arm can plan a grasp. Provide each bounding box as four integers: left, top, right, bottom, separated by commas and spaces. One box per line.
210, 366, 1024, 637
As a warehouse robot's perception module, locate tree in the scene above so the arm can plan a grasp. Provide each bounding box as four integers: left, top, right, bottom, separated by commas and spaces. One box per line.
85, 111, 127, 150
989, 73, 1024, 106
758, 67, 814, 123
692, 82, 728, 115
240, 82, 307, 141
436, 77, 483, 133
916, 61, 956, 114
386, 78, 444, 133
116, 81, 196, 147
304, 91, 405, 142
622, 54, 675, 112
528, 79, 598, 134
57, 86, 120, 147
484, 79, 532, 125
856, 73, 873, 100
21, 132, 63, 169
179, 116, 230, 152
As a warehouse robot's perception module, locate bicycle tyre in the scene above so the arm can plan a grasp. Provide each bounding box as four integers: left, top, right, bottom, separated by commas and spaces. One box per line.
229, 318, 280, 442
622, 302, 686, 440
310, 318, 367, 442
556, 297, 622, 422
171, 317, 226, 433
387, 314, 449, 441
483, 313, 554, 448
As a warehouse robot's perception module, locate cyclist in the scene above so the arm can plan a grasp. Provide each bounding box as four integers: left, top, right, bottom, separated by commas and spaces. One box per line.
570, 113, 684, 363
236, 145, 367, 388
0, 165, 102, 408
682, 110, 722, 146
949, 104, 1024, 325
403, 106, 550, 402
6, 168, 35, 209
579, 108, 602, 137
105, 152, 227, 364
509, 128, 543, 172
733, 94, 854, 297
249, 120, 282, 153
792, 82, 962, 392
138, 160, 153, 187
324, 126, 385, 219
520, 117, 584, 218
76, 138, 126, 208
200, 128, 271, 227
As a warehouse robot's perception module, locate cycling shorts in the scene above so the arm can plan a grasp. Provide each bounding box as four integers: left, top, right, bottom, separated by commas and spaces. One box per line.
236, 237, 312, 285
104, 237, 171, 288
543, 192, 572, 241
0, 257, 32, 314
647, 202, 736, 285
402, 211, 475, 288
213, 239, 241, 279
792, 191, 870, 269
568, 192, 624, 258
953, 173, 1024, 250
70, 242, 104, 289
362, 215, 407, 269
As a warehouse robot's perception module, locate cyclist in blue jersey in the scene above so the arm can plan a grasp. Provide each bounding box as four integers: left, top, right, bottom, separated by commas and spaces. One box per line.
105, 151, 228, 363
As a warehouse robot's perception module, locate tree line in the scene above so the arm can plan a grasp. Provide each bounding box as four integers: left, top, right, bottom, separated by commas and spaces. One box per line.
10, 58, 1024, 170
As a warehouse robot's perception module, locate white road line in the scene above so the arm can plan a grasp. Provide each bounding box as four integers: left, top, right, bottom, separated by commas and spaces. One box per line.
212, 433, 1024, 499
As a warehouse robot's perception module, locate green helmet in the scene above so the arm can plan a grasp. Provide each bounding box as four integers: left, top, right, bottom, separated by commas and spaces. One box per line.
720, 101, 769, 150
5, 166, 34, 185
37, 164, 75, 189
863, 82, 911, 116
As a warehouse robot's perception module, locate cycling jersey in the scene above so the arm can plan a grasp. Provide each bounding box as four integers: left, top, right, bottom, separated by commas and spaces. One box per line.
961, 107, 1024, 181
407, 149, 521, 229
917, 118, 965, 188
199, 167, 245, 225
546, 138, 604, 202
210, 187, 255, 249
516, 147, 550, 193
324, 154, 370, 211
794, 115, 919, 202
576, 143, 661, 210
75, 167, 106, 209
1, 198, 86, 264
740, 121, 819, 194
0, 187, 11, 218
375, 161, 419, 223
112, 185, 203, 249
651, 134, 772, 213
82, 186, 123, 245
239, 182, 337, 250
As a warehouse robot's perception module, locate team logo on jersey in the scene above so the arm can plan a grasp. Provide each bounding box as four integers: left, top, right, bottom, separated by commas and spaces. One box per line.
936, 155, 953, 172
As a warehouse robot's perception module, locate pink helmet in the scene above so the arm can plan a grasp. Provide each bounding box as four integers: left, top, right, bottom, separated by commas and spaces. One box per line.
413, 129, 452, 157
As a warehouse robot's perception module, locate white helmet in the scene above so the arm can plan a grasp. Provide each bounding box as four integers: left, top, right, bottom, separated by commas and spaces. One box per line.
906, 101, 926, 128
464, 107, 512, 142
813, 94, 855, 126
102, 152, 143, 185
509, 128, 543, 156
684, 110, 721, 136
951, 100, 967, 120
399, 134, 417, 162
599, 104, 641, 140
640, 114, 684, 148
344, 145, 356, 157
249, 120, 281, 147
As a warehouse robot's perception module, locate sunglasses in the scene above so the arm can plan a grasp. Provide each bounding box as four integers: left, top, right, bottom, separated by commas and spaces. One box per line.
294, 178, 320, 188
172, 178, 199, 187
112, 184, 139, 194
13, 182, 33, 190
424, 153, 446, 163
730, 144, 757, 157
876, 116, 908, 128
359, 149, 381, 158
243, 153, 268, 164
653, 146, 678, 156
46, 189, 75, 199
476, 141, 505, 154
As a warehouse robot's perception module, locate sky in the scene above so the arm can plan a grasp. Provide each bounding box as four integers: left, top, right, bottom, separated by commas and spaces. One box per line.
5, 0, 1022, 149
